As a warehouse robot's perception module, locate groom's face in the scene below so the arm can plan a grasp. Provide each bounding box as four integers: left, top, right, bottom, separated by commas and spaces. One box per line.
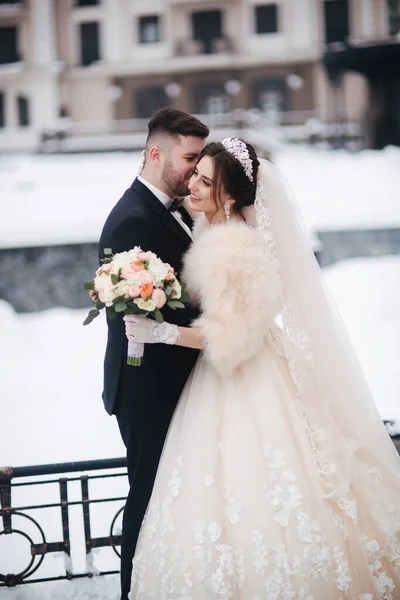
161, 135, 206, 197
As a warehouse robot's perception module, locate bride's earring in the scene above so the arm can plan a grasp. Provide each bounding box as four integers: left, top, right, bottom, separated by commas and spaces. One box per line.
224, 201, 231, 222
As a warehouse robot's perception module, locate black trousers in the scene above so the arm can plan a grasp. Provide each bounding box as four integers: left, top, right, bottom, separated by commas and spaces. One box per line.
116, 410, 170, 600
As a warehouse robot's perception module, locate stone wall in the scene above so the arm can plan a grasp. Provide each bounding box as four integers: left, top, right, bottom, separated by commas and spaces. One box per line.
1, 227, 399, 312
0, 243, 98, 313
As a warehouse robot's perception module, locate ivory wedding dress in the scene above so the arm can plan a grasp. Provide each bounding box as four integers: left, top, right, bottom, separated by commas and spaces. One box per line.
129, 161, 400, 600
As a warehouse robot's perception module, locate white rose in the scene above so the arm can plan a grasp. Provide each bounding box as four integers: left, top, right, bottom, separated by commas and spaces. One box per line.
124, 273, 142, 286
170, 281, 182, 299
94, 277, 116, 306
110, 252, 131, 274
134, 298, 156, 312
127, 248, 140, 261
148, 260, 169, 285
113, 281, 131, 299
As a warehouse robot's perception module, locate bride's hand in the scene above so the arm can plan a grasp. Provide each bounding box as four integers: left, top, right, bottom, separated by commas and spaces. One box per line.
123, 314, 180, 345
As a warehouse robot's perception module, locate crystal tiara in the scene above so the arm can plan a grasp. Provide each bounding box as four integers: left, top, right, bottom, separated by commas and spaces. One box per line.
222, 138, 254, 182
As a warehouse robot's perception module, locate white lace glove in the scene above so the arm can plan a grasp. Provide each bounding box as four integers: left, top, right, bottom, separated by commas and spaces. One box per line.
123, 314, 181, 345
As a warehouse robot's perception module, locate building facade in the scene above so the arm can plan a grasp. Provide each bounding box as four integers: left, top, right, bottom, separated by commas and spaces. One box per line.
0, 0, 397, 151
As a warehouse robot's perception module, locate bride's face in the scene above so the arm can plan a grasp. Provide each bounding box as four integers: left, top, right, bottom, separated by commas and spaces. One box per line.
188, 156, 225, 216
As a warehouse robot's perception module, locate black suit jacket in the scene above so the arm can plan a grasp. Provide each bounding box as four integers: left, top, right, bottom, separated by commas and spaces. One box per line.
98, 178, 200, 419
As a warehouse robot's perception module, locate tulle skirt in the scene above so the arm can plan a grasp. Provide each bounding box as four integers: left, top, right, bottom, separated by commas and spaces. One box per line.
129, 340, 400, 599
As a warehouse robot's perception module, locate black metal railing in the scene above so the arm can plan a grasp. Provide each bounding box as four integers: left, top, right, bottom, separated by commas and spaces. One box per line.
2, 430, 400, 588
0, 457, 127, 587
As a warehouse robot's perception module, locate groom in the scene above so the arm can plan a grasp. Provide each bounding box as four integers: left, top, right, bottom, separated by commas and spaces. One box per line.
98, 108, 209, 599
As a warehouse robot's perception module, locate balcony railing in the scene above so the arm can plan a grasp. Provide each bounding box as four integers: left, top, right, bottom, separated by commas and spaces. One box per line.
0, 457, 127, 587
176, 36, 234, 56
0, 1, 23, 19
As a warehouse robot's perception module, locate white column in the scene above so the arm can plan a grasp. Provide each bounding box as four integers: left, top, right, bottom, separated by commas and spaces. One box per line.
31, 0, 57, 66
286, 0, 318, 49
5, 87, 17, 129
378, 0, 389, 37
102, 0, 124, 63
361, 0, 374, 38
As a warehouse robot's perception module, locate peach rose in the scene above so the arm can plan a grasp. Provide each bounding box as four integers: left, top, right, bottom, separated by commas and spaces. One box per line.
128, 285, 140, 299
152, 288, 167, 309
165, 272, 175, 281
132, 261, 145, 272
140, 282, 153, 299
122, 262, 144, 279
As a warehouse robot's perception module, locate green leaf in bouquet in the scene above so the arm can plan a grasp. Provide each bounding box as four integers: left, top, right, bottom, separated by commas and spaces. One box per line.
124, 304, 137, 315
167, 300, 185, 310
154, 309, 164, 323
83, 309, 100, 326
180, 291, 191, 304
115, 301, 127, 313
111, 274, 119, 285
165, 287, 173, 296
101, 257, 112, 264
106, 305, 116, 320
84, 281, 95, 291
103, 248, 113, 255
112, 295, 126, 304
95, 300, 105, 310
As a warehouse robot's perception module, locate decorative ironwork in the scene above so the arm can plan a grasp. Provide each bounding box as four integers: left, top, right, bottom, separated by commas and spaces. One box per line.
0, 457, 127, 587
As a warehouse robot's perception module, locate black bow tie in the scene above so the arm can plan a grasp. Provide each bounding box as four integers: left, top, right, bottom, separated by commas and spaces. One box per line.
169, 198, 184, 212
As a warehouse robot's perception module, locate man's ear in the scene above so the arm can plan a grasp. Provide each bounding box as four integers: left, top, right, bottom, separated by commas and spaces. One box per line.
149, 145, 162, 167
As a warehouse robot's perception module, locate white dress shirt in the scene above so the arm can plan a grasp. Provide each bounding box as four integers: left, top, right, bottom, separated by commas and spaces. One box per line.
137, 176, 192, 239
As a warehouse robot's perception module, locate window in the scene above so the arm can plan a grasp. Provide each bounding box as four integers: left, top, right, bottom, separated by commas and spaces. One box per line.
255, 4, 278, 34
192, 83, 230, 114
17, 95, 29, 127
252, 78, 287, 123
323, 0, 349, 44
139, 16, 160, 44
0, 92, 4, 128
79, 22, 100, 66
388, 0, 400, 35
135, 87, 169, 118
76, 0, 99, 6
192, 10, 222, 54
0, 26, 19, 64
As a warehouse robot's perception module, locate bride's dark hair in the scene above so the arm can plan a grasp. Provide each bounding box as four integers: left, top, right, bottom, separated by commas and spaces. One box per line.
197, 140, 260, 211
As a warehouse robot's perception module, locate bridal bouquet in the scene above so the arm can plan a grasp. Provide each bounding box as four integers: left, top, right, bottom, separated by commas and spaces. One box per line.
83, 247, 190, 365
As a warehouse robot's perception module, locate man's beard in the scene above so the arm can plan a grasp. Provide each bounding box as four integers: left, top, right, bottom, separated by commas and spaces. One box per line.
162, 160, 191, 197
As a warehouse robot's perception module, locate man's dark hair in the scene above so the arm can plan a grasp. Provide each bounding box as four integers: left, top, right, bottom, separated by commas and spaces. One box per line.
147, 107, 209, 145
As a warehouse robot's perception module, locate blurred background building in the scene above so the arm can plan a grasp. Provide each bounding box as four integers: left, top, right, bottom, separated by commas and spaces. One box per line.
0, 0, 399, 153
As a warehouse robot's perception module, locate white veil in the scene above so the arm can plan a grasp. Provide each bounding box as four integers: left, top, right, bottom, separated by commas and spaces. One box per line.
244, 159, 400, 500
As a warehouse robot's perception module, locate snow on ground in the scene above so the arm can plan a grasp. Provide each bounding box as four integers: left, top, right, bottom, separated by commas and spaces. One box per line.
274, 145, 400, 231
1, 146, 400, 249
1, 575, 120, 600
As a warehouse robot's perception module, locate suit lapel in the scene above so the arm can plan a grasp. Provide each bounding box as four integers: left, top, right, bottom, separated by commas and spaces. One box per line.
131, 179, 192, 246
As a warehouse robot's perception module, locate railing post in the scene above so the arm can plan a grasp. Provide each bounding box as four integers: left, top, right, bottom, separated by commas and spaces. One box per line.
80, 476, 92, 559
0, 467, 13, 533
59, 477, 72, 579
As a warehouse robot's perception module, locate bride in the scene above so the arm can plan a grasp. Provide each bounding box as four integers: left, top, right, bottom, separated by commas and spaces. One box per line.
125, 139, 400, 599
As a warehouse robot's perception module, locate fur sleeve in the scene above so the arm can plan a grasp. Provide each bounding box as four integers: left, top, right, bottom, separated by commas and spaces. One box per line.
182, 221, 282, 375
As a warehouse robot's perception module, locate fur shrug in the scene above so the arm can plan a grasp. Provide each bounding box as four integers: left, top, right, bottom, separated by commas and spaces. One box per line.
182, 215, 282, 375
